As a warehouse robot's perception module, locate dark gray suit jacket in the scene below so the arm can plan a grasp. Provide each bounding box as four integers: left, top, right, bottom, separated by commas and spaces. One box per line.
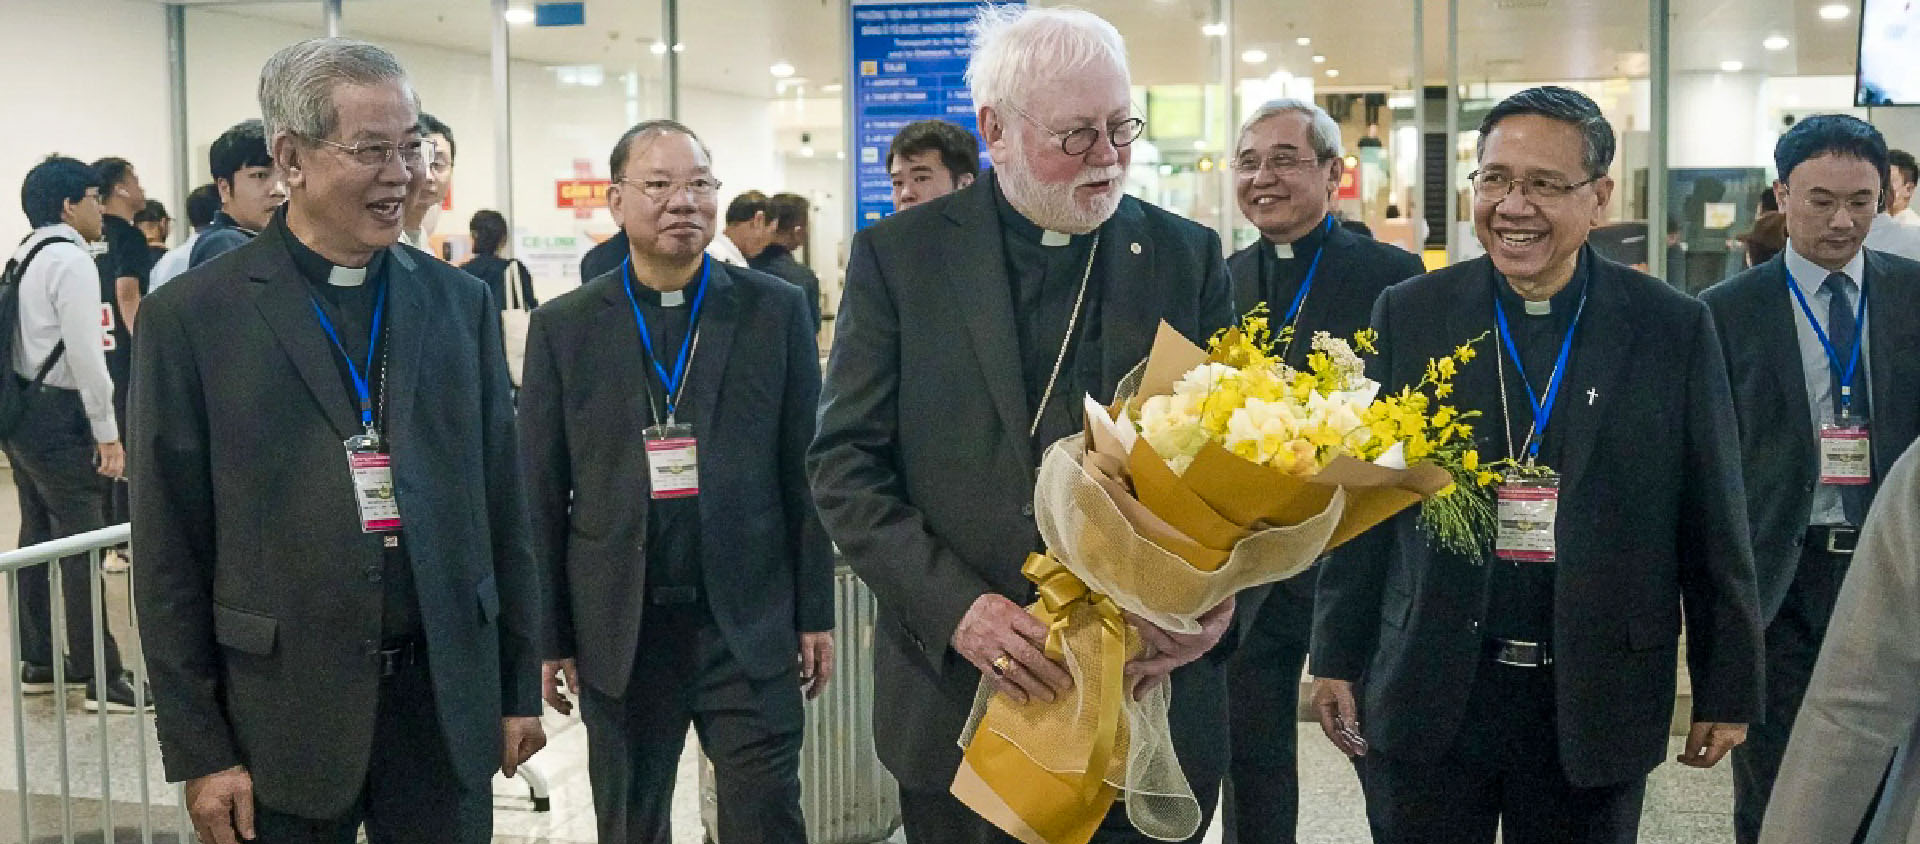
808, 178, 1234, 791
519, 259, 833, 695
1312, 251, 1763, 788
1700, 249, 1920, 622
129, 223, 541, 819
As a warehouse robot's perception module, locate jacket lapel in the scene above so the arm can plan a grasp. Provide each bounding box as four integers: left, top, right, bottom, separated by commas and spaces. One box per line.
247, 226, 360, 440
1096, 198, 1159, 392
379, 246, 429, 443
1554, 253, 1636, 491
679, 259, 738, 433
1442, 259, 1504, 457
1864, 250, 1918, 479
1754, 255, 1818, 467
937, 178, 1031, 456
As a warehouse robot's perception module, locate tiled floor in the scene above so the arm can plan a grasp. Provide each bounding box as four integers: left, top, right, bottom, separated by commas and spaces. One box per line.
0, 465, 1734, 843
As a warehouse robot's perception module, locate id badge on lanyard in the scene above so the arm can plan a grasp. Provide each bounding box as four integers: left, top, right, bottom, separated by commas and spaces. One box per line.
1495, 473, 1560, 563
1819, 412, 1872, 486
345, 431, 402, 533
644, 423, 700, 499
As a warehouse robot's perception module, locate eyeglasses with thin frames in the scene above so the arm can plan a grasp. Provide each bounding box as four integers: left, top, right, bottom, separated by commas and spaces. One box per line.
1782, 188, 1879, 219
1001, 101, 1146, 157
1234, 152, 1330, 178
1468, 169, 1600, 202
301, 134, 437, 169
615, 176, 724, 202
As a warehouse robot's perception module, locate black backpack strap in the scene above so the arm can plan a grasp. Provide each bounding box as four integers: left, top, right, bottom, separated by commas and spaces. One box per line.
9, 237, 79, 389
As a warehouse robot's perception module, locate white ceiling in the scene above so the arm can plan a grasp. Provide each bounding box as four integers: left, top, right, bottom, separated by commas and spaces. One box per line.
166, 0, 1864, 97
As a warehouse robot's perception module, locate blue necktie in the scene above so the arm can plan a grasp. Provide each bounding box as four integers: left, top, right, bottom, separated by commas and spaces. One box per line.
1822, 272, 1870, 523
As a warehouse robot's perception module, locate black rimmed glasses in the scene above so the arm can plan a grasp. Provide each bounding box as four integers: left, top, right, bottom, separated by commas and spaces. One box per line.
616, 176, 724, 202
1234, 152, 1329, 178
1468, 169, 1600, 202
1001, 101, 1145, 157
302, 134, 437, 169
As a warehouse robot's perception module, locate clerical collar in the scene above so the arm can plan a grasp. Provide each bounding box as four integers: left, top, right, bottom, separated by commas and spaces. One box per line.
628, 265, 704, 308
273, 206, 387, 288
1493, 247, 1591, 318
990, 169, 1081, 247
1270, 215, 1335, 260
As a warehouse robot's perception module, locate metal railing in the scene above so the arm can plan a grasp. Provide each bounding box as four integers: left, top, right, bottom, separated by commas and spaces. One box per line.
0, 523, 190, 844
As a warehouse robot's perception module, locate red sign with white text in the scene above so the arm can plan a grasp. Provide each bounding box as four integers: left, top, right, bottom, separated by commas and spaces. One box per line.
555, 179, 612, 209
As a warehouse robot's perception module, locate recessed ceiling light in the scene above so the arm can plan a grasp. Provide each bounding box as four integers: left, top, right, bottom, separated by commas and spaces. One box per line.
1201, 22, 1227, 37
1312, 54, 1327, 63
650, 41, 668, 55
1763, 35, 1790, 51
1720, 60, 1744, 72
1326, 69, 1340, 78
1241, 49, 1268, 64
503, 7, 534, 24
770, 61, 795, 78
672, 43, 685, 53
1819, 3, 1851, 20
1296, 37, 1312, 46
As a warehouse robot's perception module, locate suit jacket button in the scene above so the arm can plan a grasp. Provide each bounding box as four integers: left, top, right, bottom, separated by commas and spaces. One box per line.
1021, 502, 1035, 518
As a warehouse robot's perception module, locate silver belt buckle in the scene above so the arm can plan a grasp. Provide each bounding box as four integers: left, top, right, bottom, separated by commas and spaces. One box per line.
1492, 638, 1551, 668
1826, 527, 1858, 555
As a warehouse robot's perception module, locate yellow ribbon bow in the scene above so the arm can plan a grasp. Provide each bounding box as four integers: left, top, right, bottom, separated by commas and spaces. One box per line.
1021, 552, 1133, 799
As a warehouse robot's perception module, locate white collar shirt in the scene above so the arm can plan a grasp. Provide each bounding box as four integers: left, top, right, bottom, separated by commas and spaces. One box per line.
11, 224, 118, 442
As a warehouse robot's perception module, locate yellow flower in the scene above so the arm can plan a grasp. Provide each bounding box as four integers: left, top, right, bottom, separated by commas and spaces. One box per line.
1463, 449, 1479, 472
1436, 357, 1457, 379
1435, 382, 1454, 398
1476, 470, 1501, 486
1454, 343, 1477, 363
1354, 328, 1379, 355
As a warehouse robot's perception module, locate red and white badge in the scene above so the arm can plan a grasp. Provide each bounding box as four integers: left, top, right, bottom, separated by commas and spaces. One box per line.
1495, 475, 1560, 563
645, 423, 700, 499
346, 449, 402, 533
1819, 421, 1872, 486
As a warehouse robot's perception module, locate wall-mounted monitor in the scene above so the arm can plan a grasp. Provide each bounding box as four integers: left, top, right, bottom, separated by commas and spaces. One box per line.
1859, 0, 1920, 105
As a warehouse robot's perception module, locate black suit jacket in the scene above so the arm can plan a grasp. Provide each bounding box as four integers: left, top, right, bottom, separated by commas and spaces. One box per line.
1311, 251, 1763, 788
128, 223, 541, 819
1700, 249, 1920, 622
750, 244, 823, 332
808, 180, 1234, 791
581, 229, 629, 285
520, 259, 833, 694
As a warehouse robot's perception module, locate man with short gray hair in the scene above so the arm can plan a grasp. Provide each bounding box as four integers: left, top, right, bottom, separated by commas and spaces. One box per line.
810, 6, 1233, 842
131, 37, 544, 844
1221, 98, 1425, 844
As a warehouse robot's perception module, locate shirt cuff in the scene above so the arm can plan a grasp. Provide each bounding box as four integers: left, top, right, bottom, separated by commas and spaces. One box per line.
89, 414, 119, 445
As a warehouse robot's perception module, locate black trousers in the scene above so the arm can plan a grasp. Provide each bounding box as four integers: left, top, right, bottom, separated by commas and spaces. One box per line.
1363, 662, 1646, 844
102, 361, 128, 533
1222, 578, 1314, 844
1733, 541, 1864, 844
3, 387, 122, 679
579, 604, 805, 844
251, 653, 490, 843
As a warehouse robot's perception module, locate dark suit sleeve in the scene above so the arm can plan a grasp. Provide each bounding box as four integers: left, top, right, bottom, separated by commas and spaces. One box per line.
128, 291, 237, 783
516, 307, 575, 661
475, 281, 542, 718
1676, 303, 1765, 724
1309, 287, 1398, 681
778, 284, 834, 632
1200, 228, 1236, 334
188, 228, 248, 269
808, 232, 994, 665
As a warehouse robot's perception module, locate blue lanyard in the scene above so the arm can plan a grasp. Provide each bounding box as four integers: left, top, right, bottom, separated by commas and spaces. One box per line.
1278, 215, 1337, 327
622, 254, 711, 419
307, 278, 388, 433
1493, 277, 1590, 462
1783, 268, 1868, 415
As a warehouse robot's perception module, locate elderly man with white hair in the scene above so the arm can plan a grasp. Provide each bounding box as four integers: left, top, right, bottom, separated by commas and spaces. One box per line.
1220, 99, 1427, 844
809, 6, 1233, 843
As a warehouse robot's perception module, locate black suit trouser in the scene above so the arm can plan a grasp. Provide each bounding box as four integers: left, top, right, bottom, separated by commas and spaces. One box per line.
1363, 662, 1646, 844
579, 603, 805, 844
1733, 541, 1875, 844
3, 387, 123, 679
251, 652, 491, 844
899, 653, 1228, 844
1222, 577, 1314, 844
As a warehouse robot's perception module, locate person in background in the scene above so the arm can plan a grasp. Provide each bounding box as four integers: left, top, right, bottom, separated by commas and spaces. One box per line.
149, 184, 219, 291
135, 199, 171, 263
6, 155, 140, 714
1738, 211, 1787, 269
459, 209, 536, 311
90, 156, 148, 564
708, 190, 775, 267
190, 119, 287, 269
887, 119, 979, 212
750, 193, 822, 332
403, 112, 454, 251
1703, 113, 1920, 844
1889, 149, 1919, 226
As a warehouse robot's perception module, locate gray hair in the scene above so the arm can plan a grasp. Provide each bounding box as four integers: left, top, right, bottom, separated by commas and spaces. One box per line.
965, 5, 1128, 112
1238, 99, 1344, 160
258, 38, 415, 143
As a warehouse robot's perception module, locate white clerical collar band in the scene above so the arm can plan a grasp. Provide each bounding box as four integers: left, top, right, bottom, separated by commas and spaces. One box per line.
1040, 230, 1073, 247
328, 265, 370, 287
1273, 242, 1293, 260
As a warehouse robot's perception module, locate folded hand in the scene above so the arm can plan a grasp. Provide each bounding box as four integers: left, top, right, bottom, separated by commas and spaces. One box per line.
1123, 596, 1234, 700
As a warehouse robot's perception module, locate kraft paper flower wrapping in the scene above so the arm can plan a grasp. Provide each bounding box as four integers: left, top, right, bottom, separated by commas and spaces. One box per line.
951, 322, 1454, 844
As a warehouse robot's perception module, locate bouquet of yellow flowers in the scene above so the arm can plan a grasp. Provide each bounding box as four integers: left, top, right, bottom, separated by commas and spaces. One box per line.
952, 310, 1493, 844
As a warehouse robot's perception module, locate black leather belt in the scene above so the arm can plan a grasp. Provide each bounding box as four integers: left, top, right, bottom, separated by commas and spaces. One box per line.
648, 586, 701, 606
1485, 637, 1553, 668
1808, 525, 1859, 555
368, 636, 424, 677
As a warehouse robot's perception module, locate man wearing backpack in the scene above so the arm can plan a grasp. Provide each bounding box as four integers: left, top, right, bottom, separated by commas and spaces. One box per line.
5, 155, 139, 712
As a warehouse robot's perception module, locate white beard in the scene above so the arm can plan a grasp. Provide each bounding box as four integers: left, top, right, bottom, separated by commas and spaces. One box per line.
999, 147, 1125, 235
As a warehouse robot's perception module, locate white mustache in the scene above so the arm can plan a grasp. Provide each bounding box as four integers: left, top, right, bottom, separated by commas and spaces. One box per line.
1076, 166, 1124, 186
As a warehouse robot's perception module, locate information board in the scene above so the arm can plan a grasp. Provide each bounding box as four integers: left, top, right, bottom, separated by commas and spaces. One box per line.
849, 0, 1018, 230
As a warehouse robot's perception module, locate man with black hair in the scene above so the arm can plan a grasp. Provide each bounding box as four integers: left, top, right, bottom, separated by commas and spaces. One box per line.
90, 156, 147, 548
708, 190, 774, 267
1702, 113, 1920, 844
7, 155, 140, 713
1889, 149, 1919, 225
749, 193, 821, 331
150, 184, 220, 291
403, 112, 454, 251
135, 200, 172, 262
190, 119, 286, 269
1311, 85, 1759, 844
887, 119, 979, 212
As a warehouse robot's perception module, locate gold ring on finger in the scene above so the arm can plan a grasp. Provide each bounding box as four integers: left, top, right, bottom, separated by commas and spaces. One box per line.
991, 655, 1013, 676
